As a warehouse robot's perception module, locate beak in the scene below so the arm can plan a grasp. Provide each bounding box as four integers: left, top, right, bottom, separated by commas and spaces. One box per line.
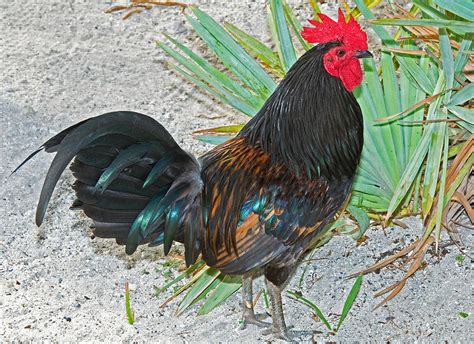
353, 50, 373, 59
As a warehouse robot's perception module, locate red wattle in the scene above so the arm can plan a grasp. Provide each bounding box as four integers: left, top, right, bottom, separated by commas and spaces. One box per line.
339, 59, 362, 92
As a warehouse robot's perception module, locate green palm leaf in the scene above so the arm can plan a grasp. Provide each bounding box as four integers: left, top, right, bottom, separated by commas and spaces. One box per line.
152, 0, 472, 315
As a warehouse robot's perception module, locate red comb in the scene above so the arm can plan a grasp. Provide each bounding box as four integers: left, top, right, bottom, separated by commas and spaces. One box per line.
301, 9, 368, 50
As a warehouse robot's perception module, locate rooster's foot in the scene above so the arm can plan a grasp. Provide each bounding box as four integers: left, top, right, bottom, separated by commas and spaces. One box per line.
261, 326, 295, 342
240, 311, 270, 329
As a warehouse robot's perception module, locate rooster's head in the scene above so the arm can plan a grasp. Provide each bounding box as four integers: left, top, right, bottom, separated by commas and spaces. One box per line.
301, 9, 371, 92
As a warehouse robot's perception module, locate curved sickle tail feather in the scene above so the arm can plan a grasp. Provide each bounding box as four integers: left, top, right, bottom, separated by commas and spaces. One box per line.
15, 111, 203, 266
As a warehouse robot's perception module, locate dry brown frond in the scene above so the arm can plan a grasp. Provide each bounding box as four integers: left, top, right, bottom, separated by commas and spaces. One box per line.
105, 1, 190, 20
351, 136, 472, 309
386, 5, 474, 82
349, 236, 435, 309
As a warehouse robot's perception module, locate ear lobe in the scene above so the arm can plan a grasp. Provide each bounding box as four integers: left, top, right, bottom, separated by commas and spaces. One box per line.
323, 57, 339, 78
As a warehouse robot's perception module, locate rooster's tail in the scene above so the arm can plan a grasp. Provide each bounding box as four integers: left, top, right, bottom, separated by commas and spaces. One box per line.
16, 111, 203, 266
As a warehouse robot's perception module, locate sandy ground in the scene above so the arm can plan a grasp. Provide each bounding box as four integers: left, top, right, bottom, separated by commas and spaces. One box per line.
1, 0, 473, 342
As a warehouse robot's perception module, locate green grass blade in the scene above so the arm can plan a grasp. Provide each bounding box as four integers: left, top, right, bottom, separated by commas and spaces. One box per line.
172, 264, 211, 298
439, 28, 454, 98
454, 33, 473, 80
351, 187, 392, 204
350, 194, 389, 212
381, 53, 402, 116
188, 7, 276, 97
407, 55, 428, 163
351, 174, 389, 198
125, 281, 135, 325
269, 0, 297, 72
424, 153, 474, 238
447, 106, 474, 132
283, 1, 312, 51
364, 59, 387, 116
448, 83, 474, 106
195, 135, 234, 145
434, 125, 449, 248
160, 43, 250, 110
155, 260, 205, 297
399, 38, 425, 168
351, 190, 390, 208
163, 34, 262, 108
356, 140, 393, 193
441, 154, 474, 211
353, 168, 392, 206
399, 56, 435, 95
194, 124, 244, 134
335, 274, 363, 332
166, 59, 226, 102
399, 64, 413, 167
177, 267, 221, 314
380, 52, 404, 180
298, 248, 318, 288
387, 75, 445, 219
426, 27, 455, 222
422, 117, 447, 218
447, 106, 474, 125
421, 72, 447, 216
309, 0, 321, 17
354, 0, 435, 94
422, 75, 447, 215
346, 205, 370, 240
369, 19, 474, 32
224, 22, 284, 77
434, 0, 474, 21
354, 79, 396, 194
287, 290, 332, 331
359, 58, 400, 188
186, 274, 223, 309
198, 275, 242, 315
413, 0, 466, 36
348, 0, 383, 19
412, 167, 422, 214
448, 142, 466, 158
413, 0, 452, 20
310, 217, 348, 249
385, 131, 430, 219
429, 57, 440, 86
261, 288, 270, 309
167, 62, 258, 116
354, 164, 390, 188
354, 0, 395, 43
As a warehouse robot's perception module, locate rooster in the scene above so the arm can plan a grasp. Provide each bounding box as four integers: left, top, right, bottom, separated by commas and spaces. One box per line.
17, 9, 371, 340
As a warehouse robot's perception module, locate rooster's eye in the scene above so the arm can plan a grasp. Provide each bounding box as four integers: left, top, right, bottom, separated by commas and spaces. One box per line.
336, 50, 346, 57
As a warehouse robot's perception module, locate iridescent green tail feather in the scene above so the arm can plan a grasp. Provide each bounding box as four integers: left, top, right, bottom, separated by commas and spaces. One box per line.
16, 111, 203, 265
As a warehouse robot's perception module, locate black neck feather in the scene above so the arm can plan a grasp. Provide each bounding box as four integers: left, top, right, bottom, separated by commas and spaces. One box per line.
239, 42, 363, 180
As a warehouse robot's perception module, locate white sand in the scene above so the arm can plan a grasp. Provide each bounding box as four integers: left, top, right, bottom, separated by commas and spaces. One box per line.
1, 1, 472, 342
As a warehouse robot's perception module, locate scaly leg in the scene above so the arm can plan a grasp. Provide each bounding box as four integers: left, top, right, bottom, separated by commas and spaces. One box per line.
263, 278, 292, 340
240, 273, 270, 329
262, 265, 295, 341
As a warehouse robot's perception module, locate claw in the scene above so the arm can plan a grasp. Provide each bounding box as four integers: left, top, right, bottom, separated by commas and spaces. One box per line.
240, 273, 270, 330
240, 310, 270, 329
261, 327, 296, 342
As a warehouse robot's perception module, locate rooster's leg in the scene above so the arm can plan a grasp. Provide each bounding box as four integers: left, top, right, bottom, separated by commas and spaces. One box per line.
240, 273, 270, 329
264, 278, 290, 340
262, 266, 293, 341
